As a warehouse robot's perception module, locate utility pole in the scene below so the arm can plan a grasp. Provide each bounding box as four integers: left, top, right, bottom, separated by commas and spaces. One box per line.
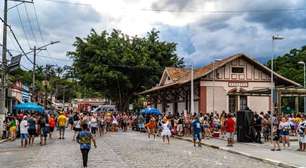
32, 46, 36, 101
1, 0, 8, 118
0, 0, 34, 120
31, 44, 51, 102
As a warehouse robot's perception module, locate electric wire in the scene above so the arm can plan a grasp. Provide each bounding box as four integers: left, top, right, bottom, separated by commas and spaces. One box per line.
32, 3, 51, 57
16, 6, 32, 49
0, 16, 34, 64
23, 3, 38, 46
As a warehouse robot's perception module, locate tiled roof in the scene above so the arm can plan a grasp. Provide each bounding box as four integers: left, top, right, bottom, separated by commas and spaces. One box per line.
165, 67, 190, 82
139, 53, 300, 95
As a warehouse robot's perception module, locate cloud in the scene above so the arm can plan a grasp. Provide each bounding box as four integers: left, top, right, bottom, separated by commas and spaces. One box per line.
2, 0, 306, 69
4, 0, 102, 68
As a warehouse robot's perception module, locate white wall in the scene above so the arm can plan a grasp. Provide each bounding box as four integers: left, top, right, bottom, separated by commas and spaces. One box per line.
202, 81, 271, 113
178, 102, 185, 116
206, 86, 227, 113
248, 96, 270, 113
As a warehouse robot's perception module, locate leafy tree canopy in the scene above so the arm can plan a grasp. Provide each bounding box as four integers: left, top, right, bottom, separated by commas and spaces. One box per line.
68, 29, 184, 111
267, 45, 306, 85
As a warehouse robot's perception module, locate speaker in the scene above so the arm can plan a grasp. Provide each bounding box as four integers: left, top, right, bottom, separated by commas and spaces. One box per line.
236, 110, 254, 142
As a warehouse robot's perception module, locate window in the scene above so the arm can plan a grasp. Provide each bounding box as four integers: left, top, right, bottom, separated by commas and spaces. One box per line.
240, 96, 248, 110
232, 67, 244, 73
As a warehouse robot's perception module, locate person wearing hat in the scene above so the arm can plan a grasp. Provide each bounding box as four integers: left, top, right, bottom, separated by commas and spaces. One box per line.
20, 116, 29, 148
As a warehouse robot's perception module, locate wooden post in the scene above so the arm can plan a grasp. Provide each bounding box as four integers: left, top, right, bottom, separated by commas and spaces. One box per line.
295, 96, 299, 114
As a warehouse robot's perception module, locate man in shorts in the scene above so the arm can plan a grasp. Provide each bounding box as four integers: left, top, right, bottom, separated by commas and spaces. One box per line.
192, 115, 202, 147
57, 112, 67, 139
39, 114, 49, 145
20, 116, 28, 148
225, 113, 235, 147
27, 114, 36, 145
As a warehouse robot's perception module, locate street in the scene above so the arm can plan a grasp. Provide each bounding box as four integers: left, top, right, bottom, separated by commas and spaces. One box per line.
0, 130, 280, 168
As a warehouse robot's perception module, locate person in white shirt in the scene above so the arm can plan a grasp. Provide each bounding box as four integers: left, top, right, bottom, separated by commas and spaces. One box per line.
20, 116, 29, 148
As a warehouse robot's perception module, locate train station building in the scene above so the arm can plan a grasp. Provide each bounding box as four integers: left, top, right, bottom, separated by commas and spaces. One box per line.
140, 53, 301, 115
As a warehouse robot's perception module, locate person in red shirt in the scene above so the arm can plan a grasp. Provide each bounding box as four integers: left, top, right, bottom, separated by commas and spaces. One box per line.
48, 114, 56, 139
224, 113, 236, 147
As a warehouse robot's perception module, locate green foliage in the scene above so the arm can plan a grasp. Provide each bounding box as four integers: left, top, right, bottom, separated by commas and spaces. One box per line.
68, 29, 184, 111
9, 64, 81, 102
267, 45, 306, 85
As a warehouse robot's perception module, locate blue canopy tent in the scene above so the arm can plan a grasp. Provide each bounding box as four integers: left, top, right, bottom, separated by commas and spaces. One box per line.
14, 102, 44, 113
141, 107, 162, 115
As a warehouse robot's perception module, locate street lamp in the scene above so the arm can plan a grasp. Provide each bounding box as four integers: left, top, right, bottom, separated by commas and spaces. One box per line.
298, 61, 306, 113
212, 59, 222, 114
191, 64, 194, 115
271, 35, 284, 139
185, 63, 194, 115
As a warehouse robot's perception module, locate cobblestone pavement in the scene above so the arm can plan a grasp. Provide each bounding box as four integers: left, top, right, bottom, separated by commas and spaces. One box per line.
0, 130, 281, 168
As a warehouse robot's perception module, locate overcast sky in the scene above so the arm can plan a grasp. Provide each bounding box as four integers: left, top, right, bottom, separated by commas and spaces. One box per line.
2, 0, 306, 68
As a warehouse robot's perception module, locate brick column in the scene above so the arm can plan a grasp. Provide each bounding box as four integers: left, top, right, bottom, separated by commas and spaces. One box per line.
199, 86, 207, 114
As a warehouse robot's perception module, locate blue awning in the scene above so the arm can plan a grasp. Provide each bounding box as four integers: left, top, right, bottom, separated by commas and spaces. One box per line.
14, 102, 44, 113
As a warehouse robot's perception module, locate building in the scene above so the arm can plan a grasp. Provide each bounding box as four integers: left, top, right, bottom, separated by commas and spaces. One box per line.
8, 80, 31, 113
140, 53, 300, 115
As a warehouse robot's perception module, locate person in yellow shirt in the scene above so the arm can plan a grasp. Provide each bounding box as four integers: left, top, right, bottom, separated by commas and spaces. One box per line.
57, 112, 67, 139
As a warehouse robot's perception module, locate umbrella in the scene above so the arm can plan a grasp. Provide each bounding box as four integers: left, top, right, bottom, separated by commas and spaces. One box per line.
141, 107, 162, 115
14, 102, 44, 113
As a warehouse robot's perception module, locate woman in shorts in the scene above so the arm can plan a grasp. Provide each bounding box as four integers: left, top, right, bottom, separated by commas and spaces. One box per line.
279, 117, 290, 148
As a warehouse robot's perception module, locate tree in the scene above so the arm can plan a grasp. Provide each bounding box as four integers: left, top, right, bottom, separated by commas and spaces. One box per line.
68, 29, 184, 111
267, 45, 306, 85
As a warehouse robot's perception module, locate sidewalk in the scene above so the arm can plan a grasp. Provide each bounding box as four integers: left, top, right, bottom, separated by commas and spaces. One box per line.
174, 136, 306, 168
0, 138, 8, 144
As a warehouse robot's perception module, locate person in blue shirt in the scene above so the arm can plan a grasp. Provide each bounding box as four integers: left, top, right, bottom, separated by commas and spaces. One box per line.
77, 123, 97, 168
192, 115, 202, 147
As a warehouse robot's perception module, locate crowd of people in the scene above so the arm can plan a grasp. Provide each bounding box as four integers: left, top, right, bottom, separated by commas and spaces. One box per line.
1, 110, 139, 168
139, 110, 306, 151
141, 112, 237, 147
2, 108, 306, 167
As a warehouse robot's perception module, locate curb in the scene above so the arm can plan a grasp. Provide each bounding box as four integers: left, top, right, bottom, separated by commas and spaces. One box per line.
0, 139, 8, 144
174, 136, 299, 168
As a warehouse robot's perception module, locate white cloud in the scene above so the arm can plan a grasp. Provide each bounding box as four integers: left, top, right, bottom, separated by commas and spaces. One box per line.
2, 0, 306, 69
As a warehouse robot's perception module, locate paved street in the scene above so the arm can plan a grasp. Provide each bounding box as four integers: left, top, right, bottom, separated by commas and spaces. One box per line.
0, 130, 281, 168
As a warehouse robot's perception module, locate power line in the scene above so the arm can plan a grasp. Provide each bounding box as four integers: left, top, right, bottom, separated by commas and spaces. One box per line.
23, 3, 37, 46
16, 6, 31, 49
0, 16, 34, 64
21, 64, 31, 70
32, 3, 44, 42
7, 33, 20, 57
32, 3, 50, 58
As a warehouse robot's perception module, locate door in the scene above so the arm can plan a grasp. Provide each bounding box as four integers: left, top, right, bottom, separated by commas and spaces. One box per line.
229, 95, 238, 113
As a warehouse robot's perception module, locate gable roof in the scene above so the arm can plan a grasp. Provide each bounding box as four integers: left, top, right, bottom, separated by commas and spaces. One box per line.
139, 53, 301, 95
159, 67, 190, 86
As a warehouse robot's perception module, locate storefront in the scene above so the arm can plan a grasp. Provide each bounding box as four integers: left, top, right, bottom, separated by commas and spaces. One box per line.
140, 53, 300, 115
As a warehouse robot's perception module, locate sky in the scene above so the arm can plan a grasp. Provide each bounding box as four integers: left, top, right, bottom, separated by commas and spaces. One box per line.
2, 0, 306, 69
